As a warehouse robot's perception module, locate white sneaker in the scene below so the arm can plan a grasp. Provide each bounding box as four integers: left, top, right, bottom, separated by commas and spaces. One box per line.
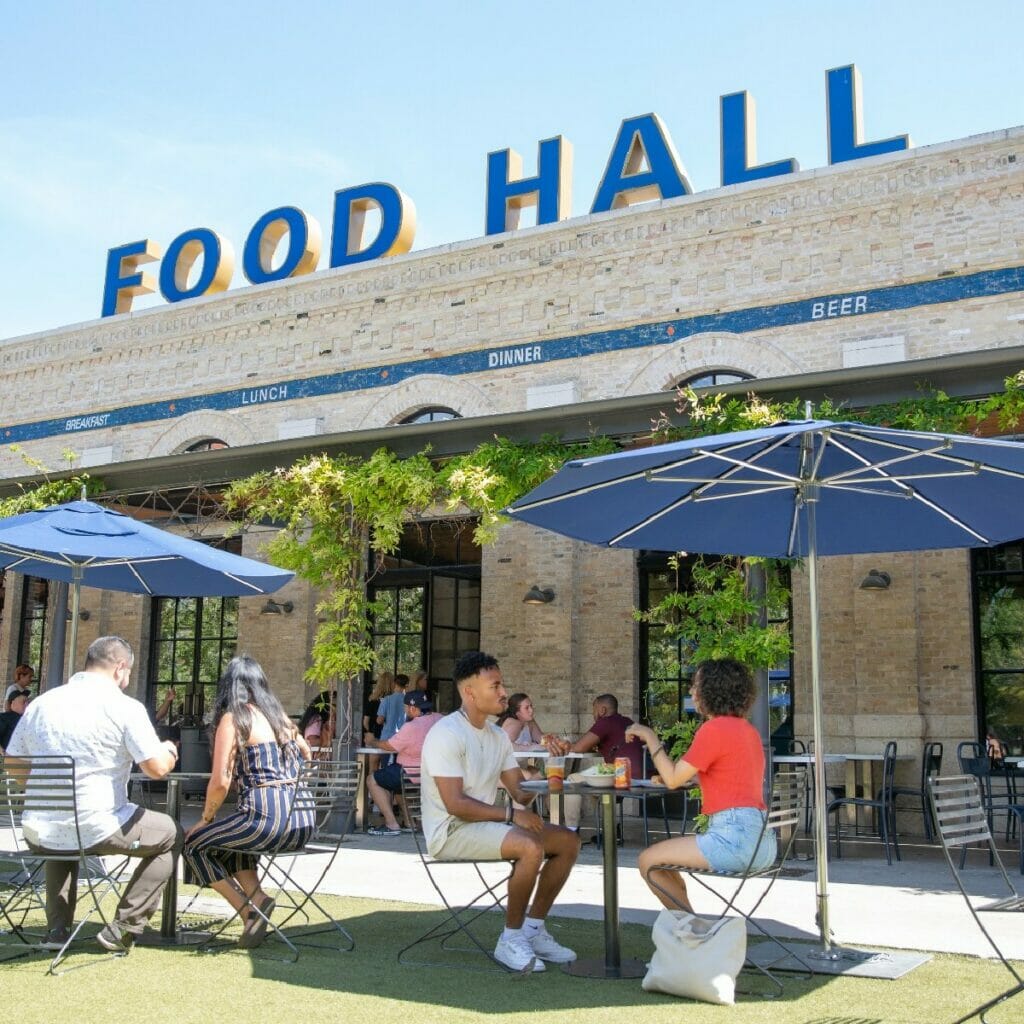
529, 925, 577, 963
494, 932, 544, 972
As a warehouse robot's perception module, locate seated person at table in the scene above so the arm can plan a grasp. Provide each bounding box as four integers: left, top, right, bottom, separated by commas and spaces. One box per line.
549, 693, 645, 778
496, 692, 549, 783
421, 651, 580, 972
362, 690, 443, 836
625, 658, 775, 912
5, 636, 180, 952
0, 682, 32, 751
184, 655, 315, 948
299, 690, 335, 756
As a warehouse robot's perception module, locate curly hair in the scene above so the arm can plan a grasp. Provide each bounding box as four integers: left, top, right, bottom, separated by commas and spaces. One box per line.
692, 658, 756, 718
453, 651, 500, 685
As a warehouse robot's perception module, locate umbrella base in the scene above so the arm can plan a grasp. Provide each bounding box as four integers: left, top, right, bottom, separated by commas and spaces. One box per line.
748, 941, 930, 979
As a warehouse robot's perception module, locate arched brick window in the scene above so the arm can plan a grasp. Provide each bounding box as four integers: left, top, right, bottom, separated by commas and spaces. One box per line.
399, 407, 461, 425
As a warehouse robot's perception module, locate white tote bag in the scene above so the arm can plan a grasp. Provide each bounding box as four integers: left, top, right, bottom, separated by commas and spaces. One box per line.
641, 909, 747, 1005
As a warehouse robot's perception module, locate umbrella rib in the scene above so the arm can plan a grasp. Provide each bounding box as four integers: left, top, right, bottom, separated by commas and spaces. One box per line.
223, 571, 270, 593
691, 484, 795, 502
825, 436, 962, 484
610, 441, 799, 544
826, 469, 982, 486
829, 427, 1024, 483
823, 437, 990, 543
126, 563, 154, 595
512, 437, 786, 512
686, 447, 800, 484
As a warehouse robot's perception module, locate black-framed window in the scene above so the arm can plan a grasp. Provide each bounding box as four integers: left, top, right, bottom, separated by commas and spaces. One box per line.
371, 586, 426, 678
972, 542, 1024, 755
366, 519, 481, 712
149, 595, 238, 724
676, 370, 754, 390
399, 407, 461, 424
17, 576, 49, 683
147, 535, 242, 724
638, 553, 792, 737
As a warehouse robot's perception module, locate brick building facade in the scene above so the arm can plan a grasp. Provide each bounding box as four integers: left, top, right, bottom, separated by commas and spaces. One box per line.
2, 125, 1023, 795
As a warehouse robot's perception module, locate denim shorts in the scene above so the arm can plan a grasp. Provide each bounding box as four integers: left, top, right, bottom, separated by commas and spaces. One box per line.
696, 806, 777, 873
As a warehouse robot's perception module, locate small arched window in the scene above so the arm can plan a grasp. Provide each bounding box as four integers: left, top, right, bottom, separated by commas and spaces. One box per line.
674, 370, 754, 390
183, 438, 229, 453
399, 407, 461, 425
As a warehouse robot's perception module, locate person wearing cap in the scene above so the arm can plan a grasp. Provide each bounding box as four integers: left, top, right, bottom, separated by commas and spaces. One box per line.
0, 682, 32, 751
362, 689, 443, 837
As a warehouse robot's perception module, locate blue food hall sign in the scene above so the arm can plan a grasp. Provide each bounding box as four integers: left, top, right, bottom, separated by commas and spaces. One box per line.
102, 65, 911, 318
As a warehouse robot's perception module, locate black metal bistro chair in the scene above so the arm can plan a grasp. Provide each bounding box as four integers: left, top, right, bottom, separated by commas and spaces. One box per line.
827, 741, 901, 865
892, 741, 943, 842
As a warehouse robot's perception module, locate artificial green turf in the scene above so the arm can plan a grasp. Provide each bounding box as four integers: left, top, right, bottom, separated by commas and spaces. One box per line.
1, 892, 1020, 1024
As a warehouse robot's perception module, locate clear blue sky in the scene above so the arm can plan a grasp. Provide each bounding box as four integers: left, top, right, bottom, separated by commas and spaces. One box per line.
1, 1, 1022, 340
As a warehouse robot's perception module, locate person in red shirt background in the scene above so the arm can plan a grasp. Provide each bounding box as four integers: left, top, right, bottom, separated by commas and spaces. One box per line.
626, 658, 775, 912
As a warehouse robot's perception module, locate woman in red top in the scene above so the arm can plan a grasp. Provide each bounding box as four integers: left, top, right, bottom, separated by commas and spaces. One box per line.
626, 659, 775, 912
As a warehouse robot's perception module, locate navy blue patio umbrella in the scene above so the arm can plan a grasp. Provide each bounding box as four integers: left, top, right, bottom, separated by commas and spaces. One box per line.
508, 415, 1024, 949
0, 499, 293, 678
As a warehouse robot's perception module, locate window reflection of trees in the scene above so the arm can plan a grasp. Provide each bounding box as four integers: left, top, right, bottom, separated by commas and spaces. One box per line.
151, 594, 238, 724
975, 543, 1024, 753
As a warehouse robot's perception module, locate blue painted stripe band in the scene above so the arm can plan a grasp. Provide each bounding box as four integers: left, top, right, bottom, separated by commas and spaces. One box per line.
5, 263, 1024, 445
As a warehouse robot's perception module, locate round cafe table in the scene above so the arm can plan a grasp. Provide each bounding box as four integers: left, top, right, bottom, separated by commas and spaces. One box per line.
547, 778, 668, 979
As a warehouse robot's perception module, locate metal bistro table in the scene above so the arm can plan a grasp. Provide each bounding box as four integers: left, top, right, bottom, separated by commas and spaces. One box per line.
355, 747, 380, 831
133, 771, 213, 946
549, 778, 668, 980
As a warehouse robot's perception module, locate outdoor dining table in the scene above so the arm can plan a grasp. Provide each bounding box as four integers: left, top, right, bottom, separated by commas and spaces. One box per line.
130, 771, 213, 946
354, 747, 379, 831
545, 778, 668, 979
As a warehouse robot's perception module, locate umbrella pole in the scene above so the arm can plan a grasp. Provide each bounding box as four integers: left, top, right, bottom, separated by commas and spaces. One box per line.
805, 492, 833, 951
68, 565, 83, 676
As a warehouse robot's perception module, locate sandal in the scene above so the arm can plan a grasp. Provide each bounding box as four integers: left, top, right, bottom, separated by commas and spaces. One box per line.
238, 894, 276, 949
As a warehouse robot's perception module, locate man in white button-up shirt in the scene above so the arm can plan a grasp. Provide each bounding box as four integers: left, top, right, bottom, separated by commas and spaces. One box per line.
6, 635, 181, 952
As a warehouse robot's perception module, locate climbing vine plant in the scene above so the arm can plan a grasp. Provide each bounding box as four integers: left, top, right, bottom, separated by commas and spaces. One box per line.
223, 434, 616, 688
0, 447, 99, 519
187, 371, 1024, 697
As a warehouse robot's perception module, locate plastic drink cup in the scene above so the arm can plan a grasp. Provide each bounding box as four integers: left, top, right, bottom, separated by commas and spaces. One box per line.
546, 757, 565, 792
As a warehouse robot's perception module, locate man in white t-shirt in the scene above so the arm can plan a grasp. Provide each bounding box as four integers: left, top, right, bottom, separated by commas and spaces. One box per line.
420, 651, 580, 972
6, 635, 181, 953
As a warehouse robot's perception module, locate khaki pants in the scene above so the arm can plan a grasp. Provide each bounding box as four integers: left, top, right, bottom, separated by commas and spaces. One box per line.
29, 807, 183, 936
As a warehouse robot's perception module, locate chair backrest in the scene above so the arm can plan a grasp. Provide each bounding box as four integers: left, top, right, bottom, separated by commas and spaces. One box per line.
300, 758, 360, 838
400, 769, 423, 833
763, 769, 807, 867
928, 773, 1018, 899
957, 740, 983, 772
788, 739, 807, 755
0, 755, 81, 848
930, 775, 992, 849
921, 741, 943, 788
880, 741, 898, 799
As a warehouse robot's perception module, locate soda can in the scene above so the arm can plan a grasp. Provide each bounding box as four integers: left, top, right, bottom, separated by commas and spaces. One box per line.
613, 756, 631, 789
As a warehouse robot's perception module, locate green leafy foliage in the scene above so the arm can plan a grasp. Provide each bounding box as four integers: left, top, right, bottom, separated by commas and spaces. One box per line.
0, 446, 100, 519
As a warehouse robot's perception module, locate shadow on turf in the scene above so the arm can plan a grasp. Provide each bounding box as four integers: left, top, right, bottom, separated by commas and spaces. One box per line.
242, 902, 833, 1012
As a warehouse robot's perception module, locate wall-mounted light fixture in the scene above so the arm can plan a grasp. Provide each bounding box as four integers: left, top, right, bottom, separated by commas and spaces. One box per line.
261, 599, 294, 615
859, 569, 892, 591
65, 608, 91, 621
523, 585, 555, 605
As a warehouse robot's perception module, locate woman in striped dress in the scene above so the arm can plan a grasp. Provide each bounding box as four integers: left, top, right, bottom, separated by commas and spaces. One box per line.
184, 655, 315, 948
